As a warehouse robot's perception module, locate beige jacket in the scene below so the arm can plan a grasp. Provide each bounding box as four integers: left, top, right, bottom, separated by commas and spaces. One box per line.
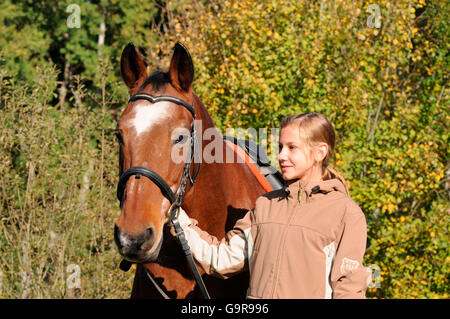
177, 178, 371, 299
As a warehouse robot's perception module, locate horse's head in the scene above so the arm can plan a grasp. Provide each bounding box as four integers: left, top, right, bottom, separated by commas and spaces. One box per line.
114, 42, 197, 263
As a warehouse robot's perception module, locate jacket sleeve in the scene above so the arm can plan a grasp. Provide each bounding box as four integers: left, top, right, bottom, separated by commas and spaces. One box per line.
330, 203, 372, 299
173, 207, 255, 279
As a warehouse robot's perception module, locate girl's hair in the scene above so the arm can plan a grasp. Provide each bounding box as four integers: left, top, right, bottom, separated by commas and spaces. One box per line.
280, 112, 349, 195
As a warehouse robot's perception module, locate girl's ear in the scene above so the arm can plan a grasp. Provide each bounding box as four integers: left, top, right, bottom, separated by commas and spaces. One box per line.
314, 143, 329, 164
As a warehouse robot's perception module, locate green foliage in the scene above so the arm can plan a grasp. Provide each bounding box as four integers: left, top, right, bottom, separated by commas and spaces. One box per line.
0, 1, 51, 83
0, 64, 133, 298
167, 0, 450, 298
0, 0, 448, 298
366, 199, 449, 298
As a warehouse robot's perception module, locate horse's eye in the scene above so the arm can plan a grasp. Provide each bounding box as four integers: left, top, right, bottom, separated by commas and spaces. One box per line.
115, 130, 124, 145
174, 134, 188, 145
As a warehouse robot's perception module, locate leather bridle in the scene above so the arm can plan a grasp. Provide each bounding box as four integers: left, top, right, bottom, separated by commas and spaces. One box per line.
116, 92, 210, 299
116, 93, 200, 207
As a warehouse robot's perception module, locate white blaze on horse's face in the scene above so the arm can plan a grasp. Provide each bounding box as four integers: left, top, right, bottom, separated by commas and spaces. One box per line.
131, 101, 174, 136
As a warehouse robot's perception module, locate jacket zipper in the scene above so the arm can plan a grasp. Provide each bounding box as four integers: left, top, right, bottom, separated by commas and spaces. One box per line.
270, 187, 304, 298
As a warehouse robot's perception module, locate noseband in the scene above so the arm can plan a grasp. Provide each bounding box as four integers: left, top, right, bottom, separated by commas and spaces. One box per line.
116, 92, 209, 299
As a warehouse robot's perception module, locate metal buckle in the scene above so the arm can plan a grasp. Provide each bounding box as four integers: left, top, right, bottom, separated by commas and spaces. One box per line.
166, 202, 180, 223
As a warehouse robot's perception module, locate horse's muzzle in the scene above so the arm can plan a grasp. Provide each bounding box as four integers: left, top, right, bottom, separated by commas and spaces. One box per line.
114, 224, 161, 263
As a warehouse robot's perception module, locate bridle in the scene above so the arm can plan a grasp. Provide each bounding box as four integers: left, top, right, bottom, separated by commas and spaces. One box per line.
116, 92, 210, 299
116, 92, 201, 207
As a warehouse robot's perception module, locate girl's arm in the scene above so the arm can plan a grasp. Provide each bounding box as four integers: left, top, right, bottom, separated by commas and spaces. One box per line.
330, 203, 372, 298
172, 207, 255, 279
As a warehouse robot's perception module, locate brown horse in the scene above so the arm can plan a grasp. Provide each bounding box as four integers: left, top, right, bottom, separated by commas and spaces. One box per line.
114, 42, 267, 298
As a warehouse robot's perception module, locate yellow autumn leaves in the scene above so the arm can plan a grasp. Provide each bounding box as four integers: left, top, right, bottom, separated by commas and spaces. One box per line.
157, 0, 449, 299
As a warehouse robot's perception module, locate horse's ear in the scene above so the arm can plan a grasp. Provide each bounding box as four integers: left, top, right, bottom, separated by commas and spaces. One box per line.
169, 42, 194, 92
120, 43, 147, 90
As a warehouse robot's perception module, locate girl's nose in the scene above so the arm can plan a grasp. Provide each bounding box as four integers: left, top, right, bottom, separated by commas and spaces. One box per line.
278, 147, 287, 162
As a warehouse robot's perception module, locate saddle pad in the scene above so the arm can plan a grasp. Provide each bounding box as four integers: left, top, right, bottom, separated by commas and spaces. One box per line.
224, 138, 284, 193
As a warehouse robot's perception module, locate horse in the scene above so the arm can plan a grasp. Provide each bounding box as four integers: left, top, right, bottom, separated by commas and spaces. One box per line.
114, 42, 270, 298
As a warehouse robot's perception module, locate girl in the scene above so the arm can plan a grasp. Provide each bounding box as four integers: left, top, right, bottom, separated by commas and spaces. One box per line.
173, 112, 371, 298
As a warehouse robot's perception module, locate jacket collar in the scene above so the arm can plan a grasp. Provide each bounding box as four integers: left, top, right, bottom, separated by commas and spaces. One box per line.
284, 178, 348, 203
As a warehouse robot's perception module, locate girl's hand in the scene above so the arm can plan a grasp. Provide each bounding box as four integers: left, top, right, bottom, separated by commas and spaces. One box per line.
167, 207, 192, 237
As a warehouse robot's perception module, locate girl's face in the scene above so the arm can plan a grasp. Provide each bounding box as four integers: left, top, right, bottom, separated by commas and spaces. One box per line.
278, 125, 317, 181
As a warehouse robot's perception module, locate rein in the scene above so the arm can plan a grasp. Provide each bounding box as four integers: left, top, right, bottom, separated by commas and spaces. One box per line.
117, 92, 210, 299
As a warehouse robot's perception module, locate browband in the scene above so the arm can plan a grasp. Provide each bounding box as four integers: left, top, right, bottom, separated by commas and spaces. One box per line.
128, 93, 195, 119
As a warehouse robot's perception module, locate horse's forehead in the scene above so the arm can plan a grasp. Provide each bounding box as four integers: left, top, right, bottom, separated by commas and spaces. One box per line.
124, 101, 175, 136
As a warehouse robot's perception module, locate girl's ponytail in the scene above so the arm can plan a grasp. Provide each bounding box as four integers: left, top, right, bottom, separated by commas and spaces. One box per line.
322, 164, 350, 196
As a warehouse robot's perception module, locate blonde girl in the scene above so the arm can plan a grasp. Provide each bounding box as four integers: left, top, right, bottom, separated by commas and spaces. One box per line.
173, 112, 371, 298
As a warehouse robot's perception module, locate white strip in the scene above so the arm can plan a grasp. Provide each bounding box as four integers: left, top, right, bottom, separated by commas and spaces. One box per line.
130, 101, 173, 136
247, 231, 254, 274
183, 226, 252, 274
323, 242, 336, 299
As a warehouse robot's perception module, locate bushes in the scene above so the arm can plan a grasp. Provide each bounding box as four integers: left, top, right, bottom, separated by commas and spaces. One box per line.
0, 65, 133, 298
0, 0, 448, 298
366, 199, 449, 298
175, 0, 449, 298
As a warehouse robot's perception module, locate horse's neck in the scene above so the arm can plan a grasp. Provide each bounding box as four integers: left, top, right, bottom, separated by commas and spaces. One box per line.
193, 94, 263, 205
192, 93, 215, 128
182, 95, 265, 236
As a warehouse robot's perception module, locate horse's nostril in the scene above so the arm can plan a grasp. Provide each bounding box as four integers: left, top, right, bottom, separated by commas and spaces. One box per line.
141, 226, 155, 249
114, 224, 157, 260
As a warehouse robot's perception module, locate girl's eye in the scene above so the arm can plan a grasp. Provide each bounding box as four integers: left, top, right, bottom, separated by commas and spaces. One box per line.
278, 144, 297, 151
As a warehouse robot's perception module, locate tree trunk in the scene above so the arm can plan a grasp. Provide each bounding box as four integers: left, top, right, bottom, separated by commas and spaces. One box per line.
98, 6, 106, 57
58, 60, 70, 107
